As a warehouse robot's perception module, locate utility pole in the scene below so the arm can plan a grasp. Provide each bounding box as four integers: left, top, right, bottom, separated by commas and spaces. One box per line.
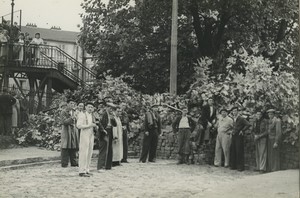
296, 0, 300, 172
169, 0, 178, 95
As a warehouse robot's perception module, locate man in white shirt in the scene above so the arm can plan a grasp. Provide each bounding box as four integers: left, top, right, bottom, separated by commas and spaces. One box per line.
214, 108, 233, 168
172, 108, 196, 164
77, 102, 98, 177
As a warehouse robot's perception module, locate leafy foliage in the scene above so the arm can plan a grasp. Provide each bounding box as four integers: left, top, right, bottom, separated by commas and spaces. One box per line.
79, 0, 298, 94
15, 111, 61, 150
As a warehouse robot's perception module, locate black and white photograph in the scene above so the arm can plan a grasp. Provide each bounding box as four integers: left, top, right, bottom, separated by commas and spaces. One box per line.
0, 0, 299, 197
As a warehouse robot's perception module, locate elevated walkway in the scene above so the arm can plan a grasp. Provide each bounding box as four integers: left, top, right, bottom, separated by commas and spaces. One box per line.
0, 43, 97, 112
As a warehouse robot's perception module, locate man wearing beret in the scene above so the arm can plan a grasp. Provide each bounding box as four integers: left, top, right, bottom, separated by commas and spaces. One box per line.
230, 106, 251, 171
214, 108, 233, 168
172, 107, 196, 164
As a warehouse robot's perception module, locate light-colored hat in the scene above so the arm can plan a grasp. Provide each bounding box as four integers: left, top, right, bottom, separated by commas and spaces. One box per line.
267, 109, 276, 113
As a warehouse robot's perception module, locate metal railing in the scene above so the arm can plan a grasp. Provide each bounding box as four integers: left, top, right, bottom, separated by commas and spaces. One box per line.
0, 43, 96, 86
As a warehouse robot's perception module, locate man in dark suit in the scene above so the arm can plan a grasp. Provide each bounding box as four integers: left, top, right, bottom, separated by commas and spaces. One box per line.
172, 107, 196, 164
200, 98, 217, 144
120, 103, 130, 163
0, 88, 16, 136
97, 103, 117, 171
139, 104, 161, 163
230, 106, 251, 171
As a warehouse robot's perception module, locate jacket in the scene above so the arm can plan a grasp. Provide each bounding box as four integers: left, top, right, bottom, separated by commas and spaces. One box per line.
232, 116, 251, 135
200, 104, 217, 128
60, 108, 79, 149
252, 118, 268, 139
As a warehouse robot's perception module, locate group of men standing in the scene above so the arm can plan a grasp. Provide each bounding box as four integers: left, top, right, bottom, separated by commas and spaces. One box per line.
171, 97, 282, 173
60, 96, 283, 176
214, 106, 282, 173
60, 99, 129, 177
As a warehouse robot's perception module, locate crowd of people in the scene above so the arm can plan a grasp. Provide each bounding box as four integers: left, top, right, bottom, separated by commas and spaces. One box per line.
59, 94, 283, 177
0, 21, 44, 66
59, 99, 131, 177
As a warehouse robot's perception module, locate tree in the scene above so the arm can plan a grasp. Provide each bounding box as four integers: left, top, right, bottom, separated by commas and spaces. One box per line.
79, 0, 298, 94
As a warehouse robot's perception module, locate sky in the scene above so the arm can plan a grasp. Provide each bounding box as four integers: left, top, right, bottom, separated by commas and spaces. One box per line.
0, 0, 89, 32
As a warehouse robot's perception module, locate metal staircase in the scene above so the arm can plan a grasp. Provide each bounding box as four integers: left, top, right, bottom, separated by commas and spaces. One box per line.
0, 43, 97, 113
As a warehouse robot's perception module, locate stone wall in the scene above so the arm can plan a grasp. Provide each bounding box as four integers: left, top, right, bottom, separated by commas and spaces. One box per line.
128, 126, 299, 170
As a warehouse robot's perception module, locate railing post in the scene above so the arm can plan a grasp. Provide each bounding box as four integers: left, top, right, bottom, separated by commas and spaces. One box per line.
51, 46, 53, 68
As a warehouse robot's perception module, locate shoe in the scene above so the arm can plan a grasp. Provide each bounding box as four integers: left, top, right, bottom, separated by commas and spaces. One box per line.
237, 169, 244, 172
177, 161, 183, 165
79, 173, 90, 177
86, 172, 93, 176
71, 164, 78, 167
97, 169, 106, 173
61, 165, 68, 168
139, 160, 146, 163
224, 165, 229, 168
121, 159, 129, 163
148, 160, 156, 163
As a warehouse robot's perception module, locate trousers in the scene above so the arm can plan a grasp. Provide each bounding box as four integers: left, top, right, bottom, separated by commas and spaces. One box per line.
97, 127, 113, 170
140, 128, 158, 162
214, 133, 231, 167
79, 129, 94, 174
122, 129, 128, 161
230, 134, 244, 170
267, 138, 280, 172
61, 149, 77, 167
255, 137, 267, 171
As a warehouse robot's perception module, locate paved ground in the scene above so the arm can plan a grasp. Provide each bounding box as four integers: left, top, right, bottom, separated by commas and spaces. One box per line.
0, 158, 298, 198
0, 147, 59, 161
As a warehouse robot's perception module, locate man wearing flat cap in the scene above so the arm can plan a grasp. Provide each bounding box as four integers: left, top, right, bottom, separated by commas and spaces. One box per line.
230, 106, 251, 171
140, 104, 161, 163
266, 109, 282, 172
214, 108, 233, 167
172, 107, 196, 164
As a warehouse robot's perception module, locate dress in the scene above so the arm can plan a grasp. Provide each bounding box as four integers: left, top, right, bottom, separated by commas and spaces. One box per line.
30, 38, 44, 63
18, 39, 24, 62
